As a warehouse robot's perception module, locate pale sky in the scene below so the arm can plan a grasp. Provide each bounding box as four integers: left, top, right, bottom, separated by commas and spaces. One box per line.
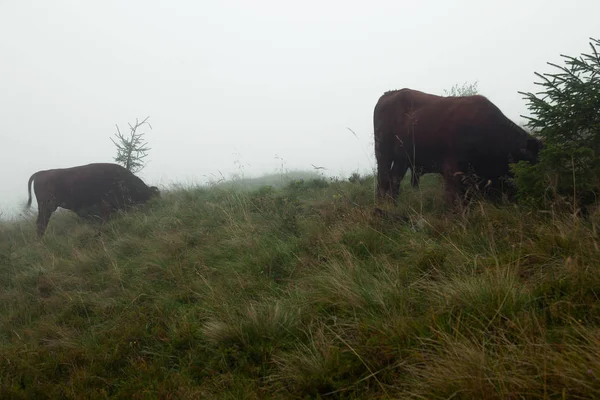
1, 0, 598, 216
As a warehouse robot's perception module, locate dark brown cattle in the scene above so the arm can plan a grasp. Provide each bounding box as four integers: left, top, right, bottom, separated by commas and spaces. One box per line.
26, 163, 160, 237
373, 88, 542, 206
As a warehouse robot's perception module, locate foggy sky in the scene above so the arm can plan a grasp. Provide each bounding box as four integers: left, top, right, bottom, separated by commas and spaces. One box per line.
1, 0, 598, 217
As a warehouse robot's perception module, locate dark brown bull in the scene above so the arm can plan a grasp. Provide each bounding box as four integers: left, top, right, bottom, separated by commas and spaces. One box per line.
373, 88, 542, 206
26, 163, 160, 237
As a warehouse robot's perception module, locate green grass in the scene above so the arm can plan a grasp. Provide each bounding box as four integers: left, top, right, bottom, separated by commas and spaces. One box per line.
1, 171, 600, 399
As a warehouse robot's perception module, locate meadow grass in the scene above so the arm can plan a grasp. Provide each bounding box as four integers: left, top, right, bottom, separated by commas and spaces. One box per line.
1, 172, 599, 399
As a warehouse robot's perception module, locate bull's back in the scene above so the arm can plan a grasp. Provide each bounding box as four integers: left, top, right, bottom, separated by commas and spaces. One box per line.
375, 89, 461, 151
374, 89, 527, 163
72, 163, 153, 203
40, 164, 139, 208
403, 94, 520, 145
374, 89, 446, 131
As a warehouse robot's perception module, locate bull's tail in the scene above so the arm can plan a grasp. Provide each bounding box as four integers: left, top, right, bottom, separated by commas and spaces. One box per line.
26, 172, 38, 209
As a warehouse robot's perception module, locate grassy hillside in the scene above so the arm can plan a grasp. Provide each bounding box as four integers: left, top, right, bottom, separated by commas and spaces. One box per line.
1, 172, 600, 399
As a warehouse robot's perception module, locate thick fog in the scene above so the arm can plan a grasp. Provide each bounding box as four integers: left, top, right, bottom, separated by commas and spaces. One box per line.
1, 0, 598, 217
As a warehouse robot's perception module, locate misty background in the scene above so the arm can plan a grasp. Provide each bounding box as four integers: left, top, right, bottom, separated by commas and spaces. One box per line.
1, 0, 598, 217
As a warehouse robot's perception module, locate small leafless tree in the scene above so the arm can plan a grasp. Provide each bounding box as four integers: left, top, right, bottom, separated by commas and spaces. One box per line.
111, 116, 152, 173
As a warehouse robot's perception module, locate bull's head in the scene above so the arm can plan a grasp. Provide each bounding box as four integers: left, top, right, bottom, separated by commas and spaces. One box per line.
518, 136, 543, 164
149, 186, 160, 198
526, 136, 543, 162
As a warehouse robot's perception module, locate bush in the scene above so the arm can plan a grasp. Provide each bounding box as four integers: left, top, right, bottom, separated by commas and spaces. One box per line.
513, 37, 600, 212
443, 80, 479, 97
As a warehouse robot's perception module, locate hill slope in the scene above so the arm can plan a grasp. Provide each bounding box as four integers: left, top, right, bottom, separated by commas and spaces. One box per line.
1, 174, 600, 399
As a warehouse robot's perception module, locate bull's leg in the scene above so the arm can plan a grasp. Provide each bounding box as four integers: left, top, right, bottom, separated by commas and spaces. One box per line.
441, 160, 463, 209
389, 157, 408, 200
36, 203, 56, 238
99, 200, 114, 223
376, 154, 409, 202
376, 153, 395, 201
490, 176, 516, 203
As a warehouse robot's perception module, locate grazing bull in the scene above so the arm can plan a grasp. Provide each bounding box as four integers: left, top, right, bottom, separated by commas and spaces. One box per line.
373, 88, 542, 206
26, 163, 160, 238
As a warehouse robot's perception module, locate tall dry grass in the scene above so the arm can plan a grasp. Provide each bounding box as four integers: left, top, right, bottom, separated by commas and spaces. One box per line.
1, 172, 599, 399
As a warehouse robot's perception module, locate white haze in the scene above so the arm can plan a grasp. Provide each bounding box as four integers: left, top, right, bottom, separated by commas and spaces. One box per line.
1, 0, 598, 216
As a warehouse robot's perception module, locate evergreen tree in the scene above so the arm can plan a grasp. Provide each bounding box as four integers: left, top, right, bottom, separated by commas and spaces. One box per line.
512, 37, 600, 213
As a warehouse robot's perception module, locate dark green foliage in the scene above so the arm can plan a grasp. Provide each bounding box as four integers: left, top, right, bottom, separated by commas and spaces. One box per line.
513, 37, 600, 211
